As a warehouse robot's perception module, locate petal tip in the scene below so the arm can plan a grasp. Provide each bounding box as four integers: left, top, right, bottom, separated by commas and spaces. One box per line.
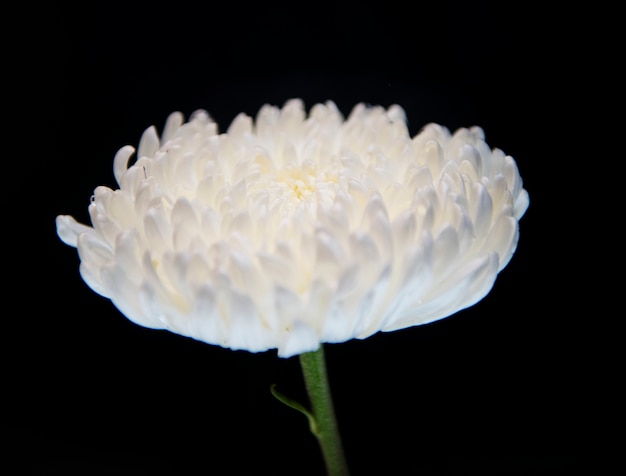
56, 215, 91, 247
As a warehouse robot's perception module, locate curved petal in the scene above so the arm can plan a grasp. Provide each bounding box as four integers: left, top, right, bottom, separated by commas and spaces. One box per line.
56, 215, 92, 247
113, 145, 136, 187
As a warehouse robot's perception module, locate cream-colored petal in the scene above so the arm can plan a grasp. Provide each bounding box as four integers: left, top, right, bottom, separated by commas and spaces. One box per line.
113, 145, 136, 187
56, 215, 92, 247
89, 207, 120, 247
76, 231, 113, 271
78, 261, 108, 297
514, 188, 530, 220
278, 320, 320, 358
101, 263, 148, 328
137, 125, 160, 159
228, 290, 270, 353
161, 111, 184, 144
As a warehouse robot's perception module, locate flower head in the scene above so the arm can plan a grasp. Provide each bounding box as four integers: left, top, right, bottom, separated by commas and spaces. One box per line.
57, 99, 529, 357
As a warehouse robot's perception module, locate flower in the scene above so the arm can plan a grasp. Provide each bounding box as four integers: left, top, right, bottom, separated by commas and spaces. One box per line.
56, 99, 529, 358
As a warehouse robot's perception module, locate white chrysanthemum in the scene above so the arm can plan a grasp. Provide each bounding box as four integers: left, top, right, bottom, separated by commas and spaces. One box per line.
57, 99, 529, 357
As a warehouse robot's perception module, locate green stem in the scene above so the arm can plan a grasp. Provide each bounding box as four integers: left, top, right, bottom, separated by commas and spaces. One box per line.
299, 345, 350, 476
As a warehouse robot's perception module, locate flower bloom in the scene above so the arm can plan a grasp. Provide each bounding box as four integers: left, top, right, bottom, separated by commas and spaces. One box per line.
57, 99, 529, 357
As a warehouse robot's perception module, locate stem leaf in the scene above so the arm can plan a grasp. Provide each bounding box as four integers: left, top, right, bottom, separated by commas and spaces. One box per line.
270, 384, 319, 436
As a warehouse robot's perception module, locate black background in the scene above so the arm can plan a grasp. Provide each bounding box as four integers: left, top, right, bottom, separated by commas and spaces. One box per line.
7, 1, 620, 475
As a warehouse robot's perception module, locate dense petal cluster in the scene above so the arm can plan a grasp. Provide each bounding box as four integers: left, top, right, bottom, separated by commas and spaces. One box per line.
57, 99, 529, 357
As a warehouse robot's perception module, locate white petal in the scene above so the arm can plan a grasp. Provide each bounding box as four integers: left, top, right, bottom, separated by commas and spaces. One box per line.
386, 104, 406, 123
136, 281, 168, 329
320, 302, 351, 343
171, 198, 199, 243
274, 284, 302, 327
471, 182, 494, 239
137, 125, 160, 159
143, 207, 171, 256
432, 252, 499, 314
78, 261, 108, 297
113, 229, 143, 284
384, 253, 498, 331
228, 289, 269, 352
56, 215, 92, 247
514, 189, 530, 220
161, 111, 184, 143
432, 225, 460, 277
89, 208, 121, 247
458, 143, 482, 180
227, 113, 253, 137
503, 155, 524, 200
422, 139, 446, 177
314, 228, 346, 280
186, 285, 224, 344
278, 320, 320, 358
101, 264, 147, 328
113, 145, 136, 187
353, 264, 392, 337
76, 231, 113, 270
485, 213, 519, 270
257, 252, 298, 291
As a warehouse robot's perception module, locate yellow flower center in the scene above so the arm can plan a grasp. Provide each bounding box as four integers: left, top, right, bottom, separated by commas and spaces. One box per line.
281, 171, 315, 201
